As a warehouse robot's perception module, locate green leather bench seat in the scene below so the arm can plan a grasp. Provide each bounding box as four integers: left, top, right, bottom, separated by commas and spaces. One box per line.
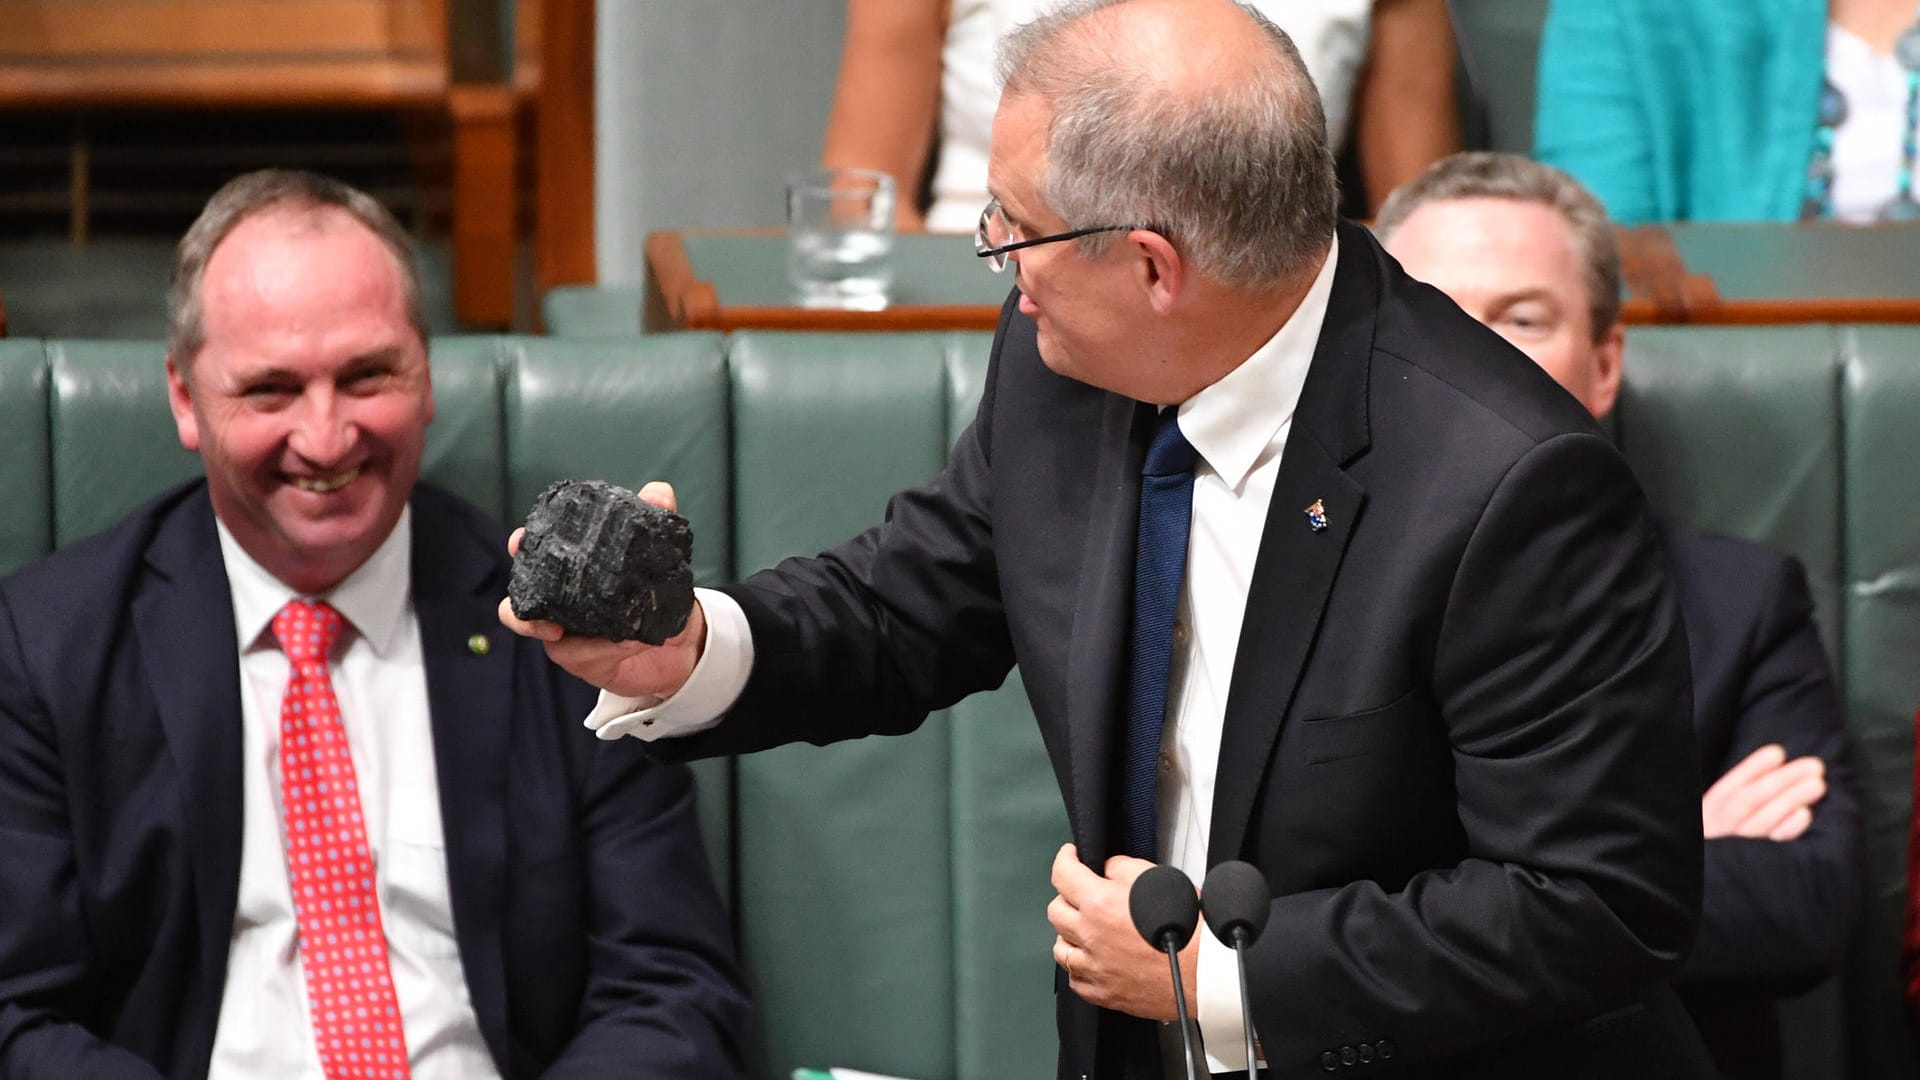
1838, 328, 1920, 1080
0, 327, 1913, 1080
1616, 326, 1845, 1080
541, 284, 645, 339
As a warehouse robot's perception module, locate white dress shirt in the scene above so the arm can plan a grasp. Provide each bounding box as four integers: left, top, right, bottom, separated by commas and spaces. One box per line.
590, 237, 1341, 1073
1160, 238, 1337, 1071
208, 510, 501, 1080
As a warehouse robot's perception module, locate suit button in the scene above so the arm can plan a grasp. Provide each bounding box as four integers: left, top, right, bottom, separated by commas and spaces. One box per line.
1357, 1043, 1374, 1063
1172, 619, 1191, 647
1341, 1045, 1358, 1066
1320, 1051, 1340, 1072
1376, 1039, 1396, 1060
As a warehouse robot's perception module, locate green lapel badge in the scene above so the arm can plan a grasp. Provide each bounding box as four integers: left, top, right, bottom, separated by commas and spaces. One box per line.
467, 633, 491, 656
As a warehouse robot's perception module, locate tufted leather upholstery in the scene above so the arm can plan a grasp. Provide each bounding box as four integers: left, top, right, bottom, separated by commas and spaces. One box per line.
0, 327, 1913, 1080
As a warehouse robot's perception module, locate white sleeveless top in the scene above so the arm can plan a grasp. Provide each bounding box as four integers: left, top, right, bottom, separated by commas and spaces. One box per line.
926, 0, 1372, 232
1824, 22, 1920, 221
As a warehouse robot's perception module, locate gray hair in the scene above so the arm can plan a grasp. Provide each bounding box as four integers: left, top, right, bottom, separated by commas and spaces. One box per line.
1374, 152, 1622, 340
168, 168, 427, 367
996, 0, 1337, 289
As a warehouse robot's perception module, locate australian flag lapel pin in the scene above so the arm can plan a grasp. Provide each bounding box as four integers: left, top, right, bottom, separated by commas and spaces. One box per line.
1304, 498, 1329, 532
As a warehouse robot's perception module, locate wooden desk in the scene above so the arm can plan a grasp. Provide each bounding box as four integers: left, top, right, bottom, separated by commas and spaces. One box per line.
648, 223, 1920, 332
645, 230, 1008, 332
1618, 222, 1920, 325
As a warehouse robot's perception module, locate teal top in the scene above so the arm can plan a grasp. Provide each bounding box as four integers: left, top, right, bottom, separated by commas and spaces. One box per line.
1533, 0, 1828, 225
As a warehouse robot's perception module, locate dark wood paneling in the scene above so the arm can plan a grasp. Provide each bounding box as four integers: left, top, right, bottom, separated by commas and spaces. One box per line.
533, 0, 595, 293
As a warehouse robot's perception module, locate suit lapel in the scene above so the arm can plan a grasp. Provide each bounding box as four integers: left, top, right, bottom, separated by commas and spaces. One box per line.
410, 493, 515, 1065
1063, 396, 1155, 860
132, 489, 245, 1025
1209, 223, 1380, 863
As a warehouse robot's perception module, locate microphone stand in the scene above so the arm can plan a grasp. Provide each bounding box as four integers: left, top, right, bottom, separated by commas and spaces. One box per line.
1130, 864, 1206, 1080
1201, 859, 1272, 1079
1159, 935, 1201, 1080
1231, 926, 1258, 1078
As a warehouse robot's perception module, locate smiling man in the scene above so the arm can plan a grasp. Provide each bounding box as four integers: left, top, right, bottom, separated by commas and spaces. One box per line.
505, 2, 1712, 1077
1375, 152, 1863, 1080
0, 170, 751, 1079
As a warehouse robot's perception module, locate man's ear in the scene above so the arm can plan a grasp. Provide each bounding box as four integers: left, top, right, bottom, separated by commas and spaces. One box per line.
1131, 229, 1183, 315
1589, 322, 1625, 421
165, 356, 201, 453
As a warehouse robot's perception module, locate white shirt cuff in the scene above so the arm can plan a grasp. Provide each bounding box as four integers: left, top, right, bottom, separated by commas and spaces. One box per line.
583, 588, 754, 742
1198, 929, 1262, 1073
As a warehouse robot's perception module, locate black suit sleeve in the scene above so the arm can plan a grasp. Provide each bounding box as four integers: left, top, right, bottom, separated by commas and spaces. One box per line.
660, 303, 1018, 762
1246, 432, 1704, 1066
1682, 557, 1861, 989
0, 593, 168, 1079
540, 678, 753, 1078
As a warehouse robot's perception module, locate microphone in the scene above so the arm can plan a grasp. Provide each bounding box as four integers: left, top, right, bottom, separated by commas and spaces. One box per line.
1202, 860, 1273, 1079
1128, 864, 1203, 1080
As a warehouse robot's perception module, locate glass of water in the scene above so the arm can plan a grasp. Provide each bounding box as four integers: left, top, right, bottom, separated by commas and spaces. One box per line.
786, 167, 896, 310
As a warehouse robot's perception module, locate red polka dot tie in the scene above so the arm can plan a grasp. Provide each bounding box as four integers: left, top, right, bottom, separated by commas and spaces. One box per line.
273, 599, 412, 1080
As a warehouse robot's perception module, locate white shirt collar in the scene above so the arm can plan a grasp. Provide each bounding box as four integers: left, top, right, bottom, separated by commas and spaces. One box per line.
216, 506, 415, 657
1176, 232, 1339, 490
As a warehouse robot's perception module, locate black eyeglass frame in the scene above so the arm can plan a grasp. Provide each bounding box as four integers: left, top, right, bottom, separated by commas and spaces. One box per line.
974, 198, 1146, 271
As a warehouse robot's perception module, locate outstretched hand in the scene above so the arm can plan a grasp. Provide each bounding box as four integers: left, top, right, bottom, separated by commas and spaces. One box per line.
497, 481, 709, 700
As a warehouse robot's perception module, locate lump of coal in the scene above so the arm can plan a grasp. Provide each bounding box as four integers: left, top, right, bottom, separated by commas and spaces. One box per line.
509, 479, 694, 644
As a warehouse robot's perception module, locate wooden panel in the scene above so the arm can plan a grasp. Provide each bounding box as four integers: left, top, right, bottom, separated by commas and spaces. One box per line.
0, 61, 446, 107
0, 0, 449, 106
0, 0, 531, 333
644, 230, 715, 330
445, 0, 502, 83
1669, 299, 1920, 326
533, 0, 595, 292
0, 1, 443, 56
450, 84, 516, 327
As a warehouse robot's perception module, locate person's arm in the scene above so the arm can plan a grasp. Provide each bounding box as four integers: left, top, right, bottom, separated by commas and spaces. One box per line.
820, 0, 948, 231
1533, 0, 1660, 224
539, 720, 753, 1077
602, 291, 1021, 769
0, 595, 169, 1079
1243, 432, 1703, 1066
1353, 0, 1461, 213
1683, 557, 1862, 989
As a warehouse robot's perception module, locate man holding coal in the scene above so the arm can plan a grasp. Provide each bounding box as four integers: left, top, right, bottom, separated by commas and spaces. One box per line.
504, 1, 1710, 1076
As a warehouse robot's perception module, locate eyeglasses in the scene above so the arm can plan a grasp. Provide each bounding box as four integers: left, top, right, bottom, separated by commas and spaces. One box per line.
974, 197, 1140, 272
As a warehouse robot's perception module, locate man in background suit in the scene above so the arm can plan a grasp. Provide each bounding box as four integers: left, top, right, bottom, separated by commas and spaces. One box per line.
506, 1, 1709, 1076
1375, 151, 1863, 1080
0, 169, 752, 1078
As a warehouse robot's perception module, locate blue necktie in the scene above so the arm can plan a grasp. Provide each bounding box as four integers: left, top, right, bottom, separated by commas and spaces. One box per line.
1118, 410, 1197, 861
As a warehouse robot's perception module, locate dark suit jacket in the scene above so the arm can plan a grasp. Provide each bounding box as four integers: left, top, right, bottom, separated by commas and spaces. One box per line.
656, 222, 1707, 1079
0, 481, 751, 1079
1656, 520, 1862, 1080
